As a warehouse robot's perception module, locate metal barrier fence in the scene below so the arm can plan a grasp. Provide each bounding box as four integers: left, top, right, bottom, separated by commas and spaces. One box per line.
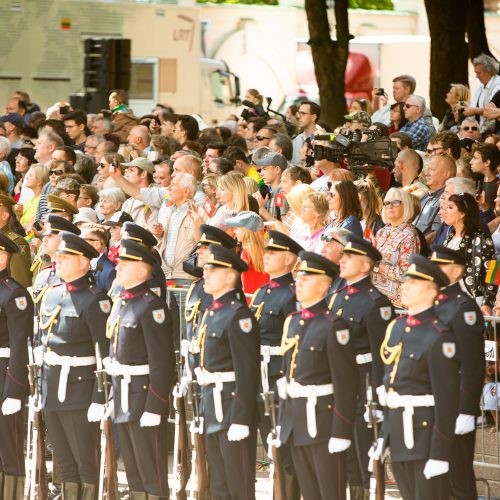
167, 287, 500, 499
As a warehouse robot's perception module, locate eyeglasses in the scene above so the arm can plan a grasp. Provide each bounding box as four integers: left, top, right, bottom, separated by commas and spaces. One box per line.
383, 200, 403, 207
403, 103, 419, 109
49, 169, 64, 176
461, 126, 479, 131
426, 147, 444, 155
255, 135, 271, 141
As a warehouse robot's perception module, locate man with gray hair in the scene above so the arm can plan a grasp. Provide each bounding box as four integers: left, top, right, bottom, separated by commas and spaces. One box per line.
157, 172, 198, 283
464, 54, 500, 133
399, 95, 432, 151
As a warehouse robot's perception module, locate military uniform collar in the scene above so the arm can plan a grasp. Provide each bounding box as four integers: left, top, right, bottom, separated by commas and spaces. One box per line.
123, 280, 149, 300
438, 282, 461, 300
406, 306, 435, 325
211, 289, 237, 308
300, 298, 327, 318
269, 272, 294, 288
65, 272, 93, 292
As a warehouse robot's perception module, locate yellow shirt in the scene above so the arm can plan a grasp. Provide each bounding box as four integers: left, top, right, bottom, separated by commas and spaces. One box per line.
20, 195, 40, 226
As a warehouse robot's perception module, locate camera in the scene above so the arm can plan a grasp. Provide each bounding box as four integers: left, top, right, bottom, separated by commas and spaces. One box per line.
376, 88, 385, 97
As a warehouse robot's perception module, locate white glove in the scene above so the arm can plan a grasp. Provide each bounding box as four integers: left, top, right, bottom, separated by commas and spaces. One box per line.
266, 427, 282, 449
454, 414, 475, 435
363, 407, 384, 424
276, 377, 288, 400
87, 403, 105, 422
176, 376, 189, 397
33, 345, 44, 366
190, 418, 204, 435
328, 437, 351, 453
376, 385, 387, 407
368, 437, 384, 472
423, 459, 449, 479
1, 398, 21, 415
103, 400, 114, 420
227, 423, 249, 442
140, 412, 161, 427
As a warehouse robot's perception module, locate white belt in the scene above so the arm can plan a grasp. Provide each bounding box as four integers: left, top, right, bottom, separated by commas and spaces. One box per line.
195, 367, 236, 423
287, 381, 334, 438
356, 353, 372, 365
43, 350, 96, 403
104, 358, 150, 413
385, 391, 435, 449
260, 345, 282, 393
0, 348, 10, 358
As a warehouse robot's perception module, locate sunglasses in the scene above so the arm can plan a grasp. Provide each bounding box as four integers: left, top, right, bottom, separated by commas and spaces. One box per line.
383, 200, 402, 207
461, 126, 478, 131
49, 169, 64, 176
403, 103, 419, 109
321, 233, 344, 245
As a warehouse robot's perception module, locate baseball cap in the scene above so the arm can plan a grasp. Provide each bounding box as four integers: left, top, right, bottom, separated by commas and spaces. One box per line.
120, 157, 155, 174
0, 113, 24, 129
253, 152, 288, 170
344, 111, 371, 128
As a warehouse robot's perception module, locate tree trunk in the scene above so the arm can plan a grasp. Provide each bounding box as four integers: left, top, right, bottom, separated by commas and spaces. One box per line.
465, 0, 494, 59
305, 0, 349, 128
424, 0, 469, 119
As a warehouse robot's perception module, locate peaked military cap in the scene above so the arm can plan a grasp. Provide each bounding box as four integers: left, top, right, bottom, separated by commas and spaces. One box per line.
266, 230, 303, 255
205, 244, 249, 273
297, 251, 338, 278
43, 214, 81, 236
121, 222, 157, 248
404, 254, 449, 287
46, 194, 79, 216
56, 231, 99, 260
342, 234, 382, 262
429, 245, 467, 267
0, 232, 19, 255
198, 224, 237, 249
102, 211, 134, 227
117, 238, 158, 266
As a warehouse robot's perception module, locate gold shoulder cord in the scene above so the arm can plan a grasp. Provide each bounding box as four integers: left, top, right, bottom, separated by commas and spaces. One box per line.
39, 289, 62, 346
196, 309, 210, 368
32, 285, 49, 305
328, 292, 338, 312
380, 319, 401, 384
249, 288, 264, 320
184, 282, 201, 325
280, 315, 299, 380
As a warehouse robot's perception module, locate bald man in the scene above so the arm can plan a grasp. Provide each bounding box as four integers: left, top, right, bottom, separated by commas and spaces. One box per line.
127, 125, 152, 153
393, 149, 429, 199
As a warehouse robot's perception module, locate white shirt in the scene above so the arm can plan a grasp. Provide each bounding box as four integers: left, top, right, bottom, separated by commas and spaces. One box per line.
471, 73, 500, 132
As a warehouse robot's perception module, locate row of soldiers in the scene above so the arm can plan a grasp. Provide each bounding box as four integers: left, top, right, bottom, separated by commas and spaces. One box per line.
0, 193, 486, 500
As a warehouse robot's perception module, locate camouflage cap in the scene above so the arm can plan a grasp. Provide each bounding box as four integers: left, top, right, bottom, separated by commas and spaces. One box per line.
344, 110, 372, 128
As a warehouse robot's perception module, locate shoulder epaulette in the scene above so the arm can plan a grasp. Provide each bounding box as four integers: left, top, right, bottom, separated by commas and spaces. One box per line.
431, 318, 448, 334
142, 291, 157, 304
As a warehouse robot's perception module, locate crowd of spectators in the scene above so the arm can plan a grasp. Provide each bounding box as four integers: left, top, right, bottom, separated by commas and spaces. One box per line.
1, 57, 500, 322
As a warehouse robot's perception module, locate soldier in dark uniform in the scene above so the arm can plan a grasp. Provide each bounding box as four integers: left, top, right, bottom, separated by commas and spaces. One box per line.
0, 232, 33, 498
0, 193, 32, 287
376, 255, 460, 500
38, 232, 111, 499
430, 245, 485, 500
196, 244, 260, 500
182, 224, 237, 379
105, 239, 175, 499
107, 221, 166, 301
249, 230, 301, 498
327, 234, 393, 499
277, 251, 344, 500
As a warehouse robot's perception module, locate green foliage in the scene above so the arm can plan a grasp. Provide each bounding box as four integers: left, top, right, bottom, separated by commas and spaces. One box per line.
348, 0, 394, 9
196, 0, 278, 4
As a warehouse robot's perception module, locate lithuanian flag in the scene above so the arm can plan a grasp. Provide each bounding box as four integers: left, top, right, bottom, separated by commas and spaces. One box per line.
485, 260, 500, 285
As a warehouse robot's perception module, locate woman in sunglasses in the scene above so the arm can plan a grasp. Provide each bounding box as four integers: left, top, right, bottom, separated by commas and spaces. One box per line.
443, 192, 497, 315
372, 188, 421, 307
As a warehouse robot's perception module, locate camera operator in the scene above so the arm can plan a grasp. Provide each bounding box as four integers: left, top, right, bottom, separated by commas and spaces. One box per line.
310, 140, 342, 192
252, 150, 289, 221
344, 110, 372, 132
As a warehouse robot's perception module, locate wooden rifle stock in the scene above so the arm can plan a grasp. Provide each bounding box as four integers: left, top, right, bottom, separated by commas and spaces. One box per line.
175, 394, 191, 500
103, 418, 119, 500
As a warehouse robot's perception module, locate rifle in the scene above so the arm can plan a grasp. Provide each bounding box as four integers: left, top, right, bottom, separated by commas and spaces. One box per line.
187, 380, 209, 500
171, 351, 191, 500
26, 337, 48, 500
262, 390, 286, 500
95, 343, 119, 500
365, 373, 385, 500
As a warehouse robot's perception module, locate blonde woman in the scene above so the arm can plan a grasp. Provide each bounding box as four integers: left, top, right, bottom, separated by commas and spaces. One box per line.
440, 83, 470, 131
372, 188, 421, 307
290, 191, 329, 253
225, 211, 269, 293
20, 164, 49, 228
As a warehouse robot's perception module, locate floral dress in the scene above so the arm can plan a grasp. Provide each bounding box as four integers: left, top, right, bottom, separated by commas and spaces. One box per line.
372, 222, 421, 308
